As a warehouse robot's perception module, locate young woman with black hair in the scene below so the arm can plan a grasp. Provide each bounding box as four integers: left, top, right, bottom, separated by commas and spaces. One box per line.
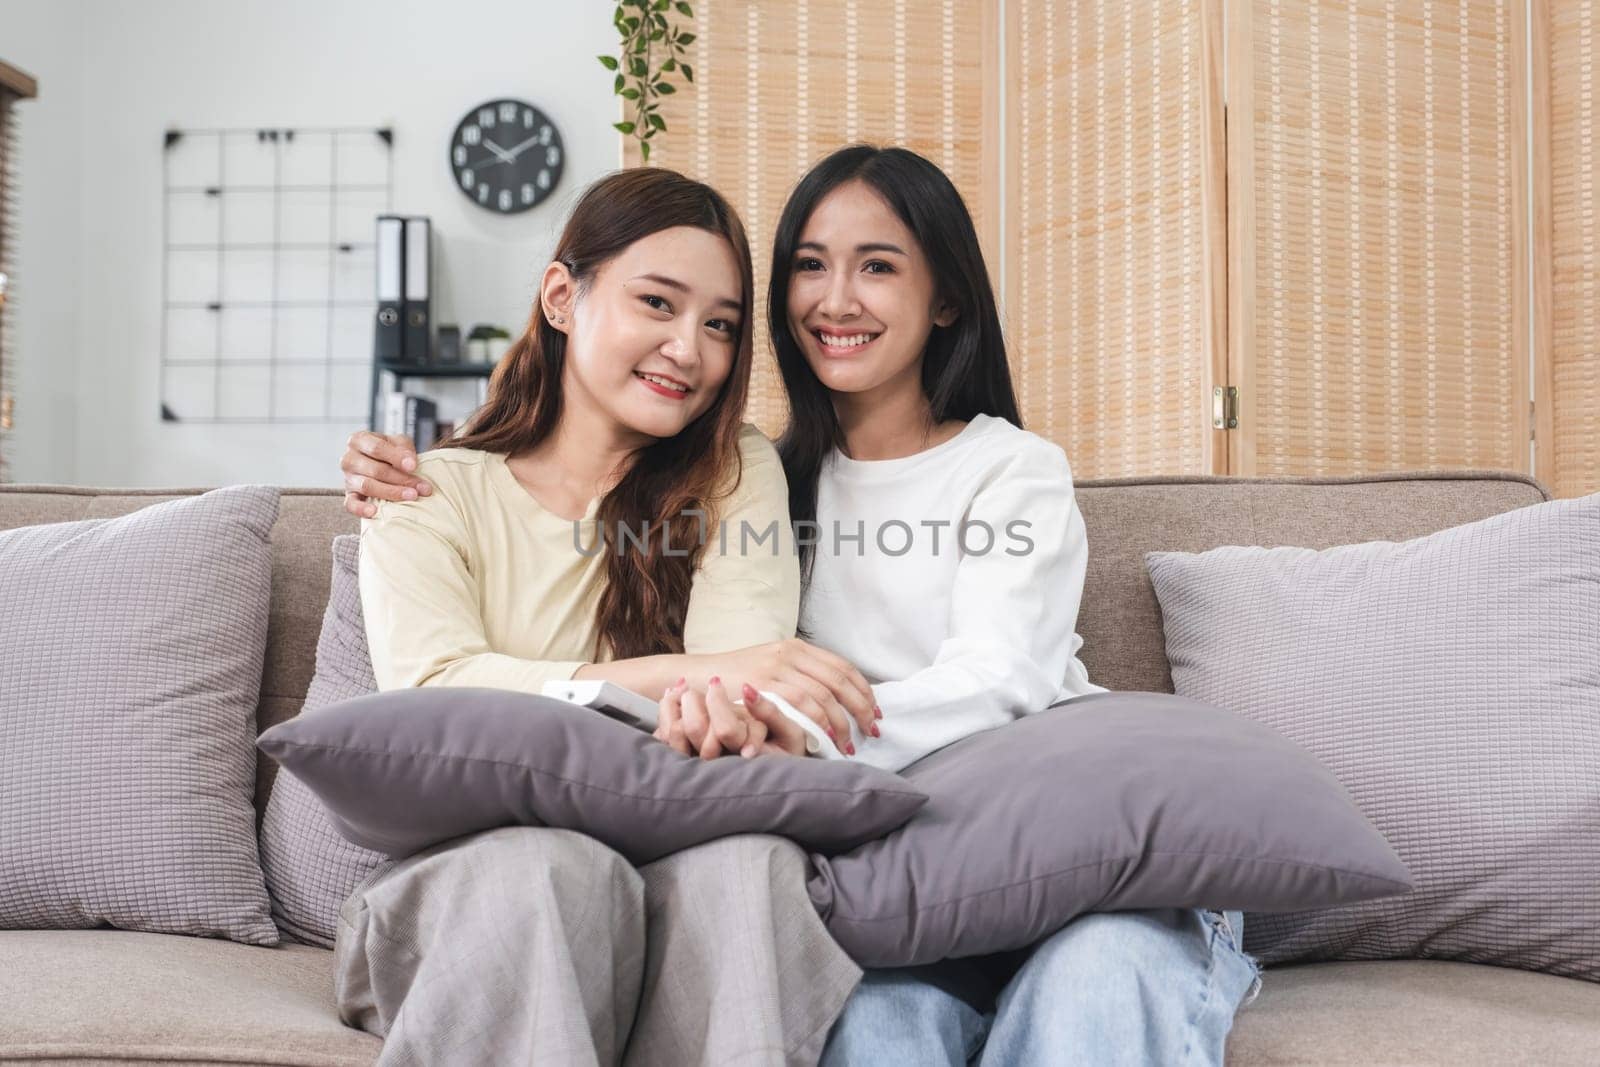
344, 146, 1263, 1064
748, 143, 1263, 1067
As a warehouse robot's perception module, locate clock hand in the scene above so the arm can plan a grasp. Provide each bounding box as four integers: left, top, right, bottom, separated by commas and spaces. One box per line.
482, 139, 517, 165
499, 133, 545, 160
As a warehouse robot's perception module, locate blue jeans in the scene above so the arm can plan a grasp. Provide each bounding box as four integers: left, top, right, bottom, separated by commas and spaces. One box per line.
820, 909, 1263, 1067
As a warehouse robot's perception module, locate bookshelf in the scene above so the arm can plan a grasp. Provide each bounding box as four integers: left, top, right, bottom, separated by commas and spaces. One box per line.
367, 359, 494, 435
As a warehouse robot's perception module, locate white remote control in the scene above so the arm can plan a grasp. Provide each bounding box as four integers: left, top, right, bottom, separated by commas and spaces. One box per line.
541, 680, 659, 731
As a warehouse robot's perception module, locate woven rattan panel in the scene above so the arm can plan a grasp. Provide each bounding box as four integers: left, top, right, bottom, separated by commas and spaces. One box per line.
1550, 0, 1599, 497
1231, 0, 1531, 478
1006, 0, 1222, 479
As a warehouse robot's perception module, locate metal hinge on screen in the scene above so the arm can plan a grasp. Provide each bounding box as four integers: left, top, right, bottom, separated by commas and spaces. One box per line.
1212, 386, 1239, 431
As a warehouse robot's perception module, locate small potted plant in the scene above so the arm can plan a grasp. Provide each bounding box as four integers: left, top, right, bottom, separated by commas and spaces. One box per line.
466, 324, 513, 365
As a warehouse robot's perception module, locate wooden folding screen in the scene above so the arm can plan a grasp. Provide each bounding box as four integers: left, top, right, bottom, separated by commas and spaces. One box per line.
626, 1, 1591, 489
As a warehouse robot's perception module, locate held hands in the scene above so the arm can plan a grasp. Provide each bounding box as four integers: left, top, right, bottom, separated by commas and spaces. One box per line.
655, 678, 810, 759
341, 431, 429, 519
699, 639, 881, 754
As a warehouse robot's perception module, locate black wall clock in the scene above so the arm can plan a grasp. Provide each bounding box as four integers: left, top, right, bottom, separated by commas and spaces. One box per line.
449, 99, 565, 215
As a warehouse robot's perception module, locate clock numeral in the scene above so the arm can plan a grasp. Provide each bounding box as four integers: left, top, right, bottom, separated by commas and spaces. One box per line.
498, 189, 513, 212
453, 145, 467, 166
539, 125, 552, 146
523, 109, 535, 128
500, 102, 518, 123
537, 169, 552, 191
463, 125, 481, 146
479, 183, 491, 204
521, 183, 535, 204
462, 169, 475, 189
479, 108, 496, 128
546, 146, 561, 168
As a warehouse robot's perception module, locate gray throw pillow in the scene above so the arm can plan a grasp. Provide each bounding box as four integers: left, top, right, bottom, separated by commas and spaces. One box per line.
1146, 493, 1600, 981
258, 687, 929, 862
806, 692, 1410, 968
0, 485, 281, 945
258, 535, 389, 947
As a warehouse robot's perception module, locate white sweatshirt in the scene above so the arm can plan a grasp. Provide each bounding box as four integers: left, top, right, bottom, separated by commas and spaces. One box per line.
778, 414, 1106, 771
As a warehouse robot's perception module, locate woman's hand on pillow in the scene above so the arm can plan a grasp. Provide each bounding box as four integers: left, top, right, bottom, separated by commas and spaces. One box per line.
341, 430, 430, 518
655, 678, 808, 759
694, 639, 878, 753
656, 677, 753, 759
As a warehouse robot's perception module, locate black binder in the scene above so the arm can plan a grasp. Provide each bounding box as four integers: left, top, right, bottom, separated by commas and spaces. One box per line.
374, 215, 405, 364
403, 216, 432, 364
404, 395, 439, 451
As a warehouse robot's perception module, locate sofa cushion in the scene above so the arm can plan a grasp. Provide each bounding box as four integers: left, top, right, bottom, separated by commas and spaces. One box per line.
262, 686, 928, 862
1227, 960, 1600, 1065
0, 484, 360, 820
0, 486, 281, 945
1148, 493, 1600, 980
260, 535, 391, 947
0, 929, 380, 1065
808, 692, 1411, 968
1074, 470, 1546, 693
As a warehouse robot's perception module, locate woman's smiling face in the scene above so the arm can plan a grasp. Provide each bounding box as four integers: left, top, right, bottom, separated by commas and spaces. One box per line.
785, 179, 956, 402
554, 225, 744, 443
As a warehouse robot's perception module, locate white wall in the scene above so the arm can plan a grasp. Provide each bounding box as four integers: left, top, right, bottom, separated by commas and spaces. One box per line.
1, 0, 619, 488
1, 0, 85, 484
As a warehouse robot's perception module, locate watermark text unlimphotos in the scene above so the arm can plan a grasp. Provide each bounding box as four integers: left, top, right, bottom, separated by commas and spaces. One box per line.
573, 513, 1036, 558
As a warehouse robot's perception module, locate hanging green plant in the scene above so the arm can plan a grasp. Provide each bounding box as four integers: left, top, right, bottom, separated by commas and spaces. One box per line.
598, 0, 696, 164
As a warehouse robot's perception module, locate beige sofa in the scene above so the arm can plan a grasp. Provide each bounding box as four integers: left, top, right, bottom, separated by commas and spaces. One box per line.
2, 470, 1597, 1065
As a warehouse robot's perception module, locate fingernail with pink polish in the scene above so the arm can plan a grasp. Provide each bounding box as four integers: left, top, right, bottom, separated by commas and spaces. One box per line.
708, 676, 721, 687
875, 706, 883, 719
870, 723, 880, 738
742, 684, 758, 702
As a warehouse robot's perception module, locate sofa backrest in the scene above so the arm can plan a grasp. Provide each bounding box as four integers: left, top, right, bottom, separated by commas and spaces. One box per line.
0, 469, 1547, 812
1070, 470, 1547, 693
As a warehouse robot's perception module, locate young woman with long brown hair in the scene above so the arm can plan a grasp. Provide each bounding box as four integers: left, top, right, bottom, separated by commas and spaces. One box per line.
335, 167, 872, 1065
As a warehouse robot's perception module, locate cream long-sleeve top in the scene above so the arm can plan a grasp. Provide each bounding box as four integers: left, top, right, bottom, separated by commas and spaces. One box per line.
794, 414, 1106, 772
357, 423, 799, 693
